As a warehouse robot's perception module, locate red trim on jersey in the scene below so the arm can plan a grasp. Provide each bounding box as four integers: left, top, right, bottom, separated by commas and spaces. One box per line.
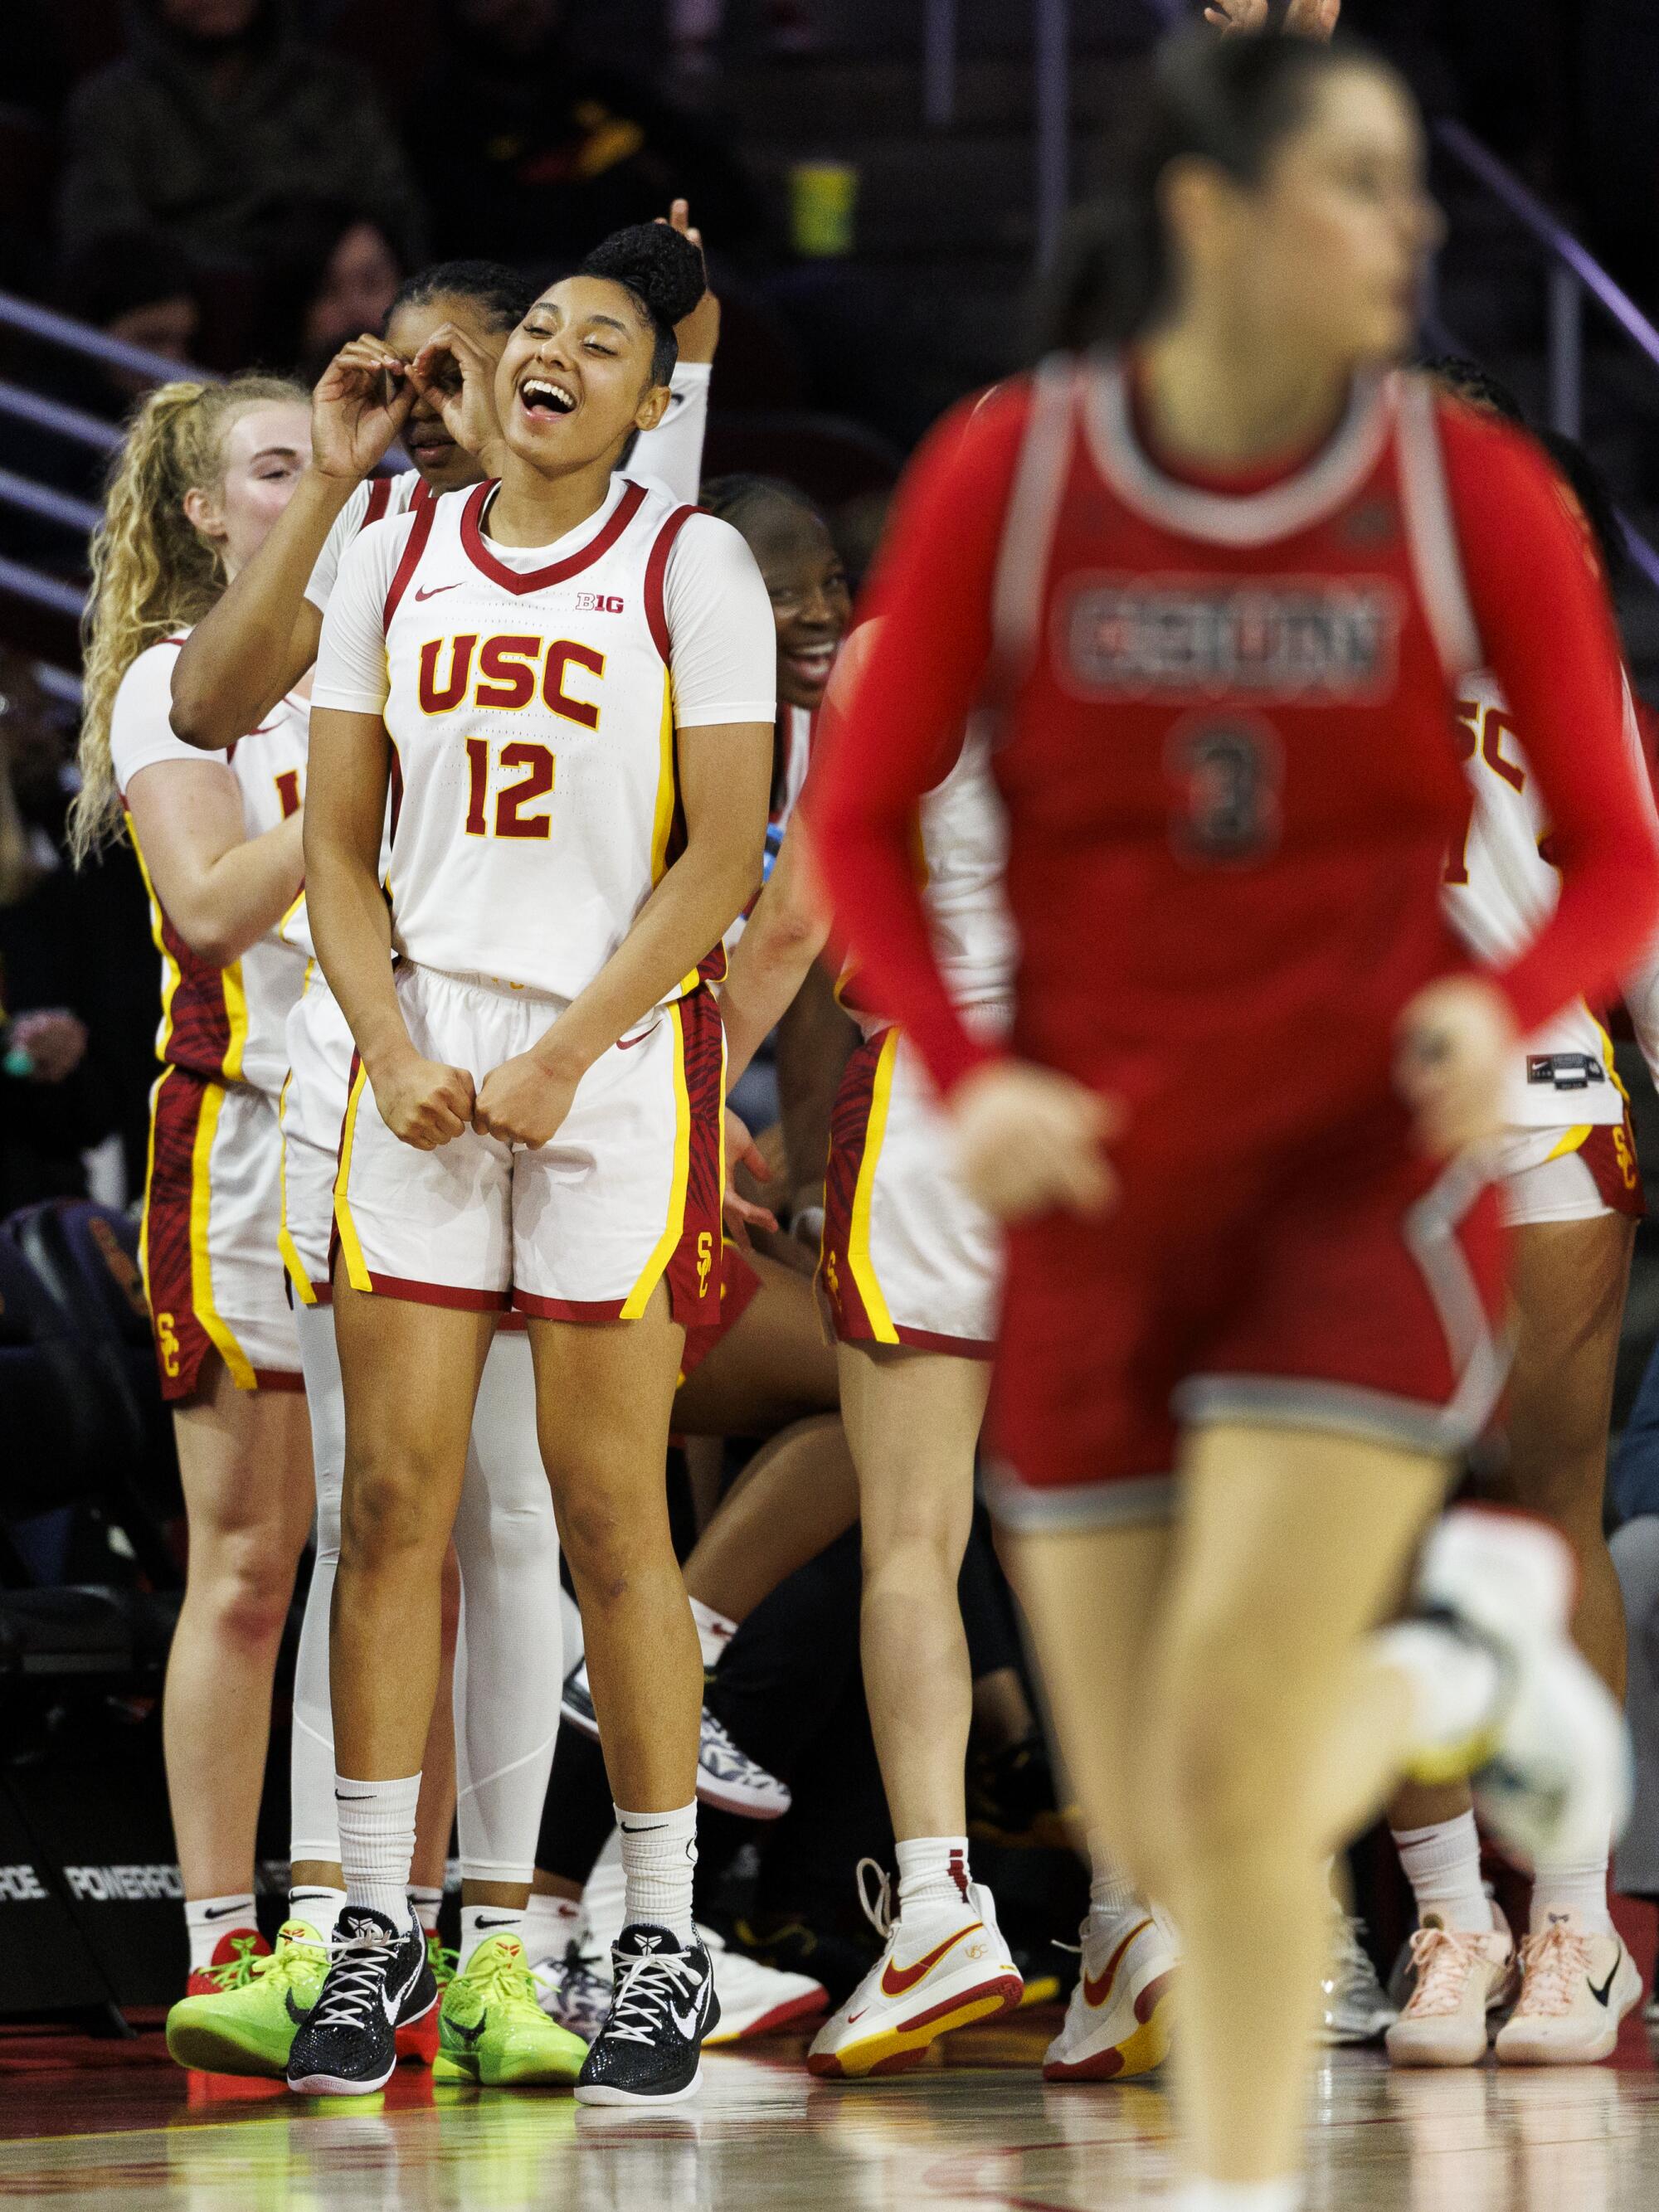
513, 1290, 629, 1322
251, 1368, 307, 1391
362, 477, 392, 528
383, 493, 440, 630
644, 503, 698, 662
459, 478, 647, 596
679, 1242, 764, 1378
365, 1271, 513, 1312
387, 737, 405, 844
412, 478, 436, 512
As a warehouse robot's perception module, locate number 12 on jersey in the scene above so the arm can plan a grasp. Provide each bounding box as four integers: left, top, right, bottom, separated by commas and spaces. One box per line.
465, 739, 557, 840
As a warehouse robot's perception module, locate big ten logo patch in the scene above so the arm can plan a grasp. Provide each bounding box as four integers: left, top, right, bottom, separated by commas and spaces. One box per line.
574, 593, 625, 614
90, 1213, 150, 1319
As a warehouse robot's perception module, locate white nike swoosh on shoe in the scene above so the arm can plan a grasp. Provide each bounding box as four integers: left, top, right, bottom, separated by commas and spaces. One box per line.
670, 2003, 701, 2038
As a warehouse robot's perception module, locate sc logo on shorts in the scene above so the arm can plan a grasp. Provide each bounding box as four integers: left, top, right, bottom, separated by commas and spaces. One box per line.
155, 1311, 181, 1379
697, 1232, 714, 1296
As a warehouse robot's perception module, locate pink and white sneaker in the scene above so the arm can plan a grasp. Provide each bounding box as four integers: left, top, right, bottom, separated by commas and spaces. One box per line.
1386, 1910, 1517, 2069
1494, 1913, 1644, 2065
806, 1861, 1022, 2078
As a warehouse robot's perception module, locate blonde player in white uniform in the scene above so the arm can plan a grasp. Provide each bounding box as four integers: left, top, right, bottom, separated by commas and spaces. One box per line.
289, 221, 775, 2106
1384, 401, 1657, 2067
720, 618, 1055, 2078
70, 374, 317, 2009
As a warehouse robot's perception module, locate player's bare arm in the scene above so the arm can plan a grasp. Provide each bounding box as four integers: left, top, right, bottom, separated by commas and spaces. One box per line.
718, 823, 831, 1091
170, 338, 416, 749
124, 757, 304, 967
660, 198, 722, 367
471, 717, 771, 1149
304, 702, 474, 1150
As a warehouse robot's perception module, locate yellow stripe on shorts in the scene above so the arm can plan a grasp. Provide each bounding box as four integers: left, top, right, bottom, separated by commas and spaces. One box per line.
190, 1081, 256, 1388
620, 1001, 692, 1320
332, 1060, 375, 1295
847, 1025, 901, 1344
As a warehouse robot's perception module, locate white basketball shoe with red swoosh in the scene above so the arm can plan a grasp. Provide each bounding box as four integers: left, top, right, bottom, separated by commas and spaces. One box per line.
806, 1861, 1023, 2078
1044, 1904, 1180, 2082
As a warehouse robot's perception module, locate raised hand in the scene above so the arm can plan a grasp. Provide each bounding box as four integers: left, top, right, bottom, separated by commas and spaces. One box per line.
311, 335, 417, 481
657, 197, 721, 367
369, 1048, 477, 1150
1204, 0, 1271, 34
1394, 975, 1517, 1159
407, 321, 504, 465
1283, 0, 1340, 36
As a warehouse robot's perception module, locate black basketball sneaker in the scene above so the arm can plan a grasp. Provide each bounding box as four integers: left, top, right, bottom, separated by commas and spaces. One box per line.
285, 1906, 437, 2094
573, 1923, 721, 2105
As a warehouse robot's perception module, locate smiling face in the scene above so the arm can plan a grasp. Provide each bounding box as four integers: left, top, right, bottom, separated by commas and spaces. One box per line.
493, 275, 669, 478
745, 504, 851, 711
385, 292, 510, 493
182, 398, 310, 581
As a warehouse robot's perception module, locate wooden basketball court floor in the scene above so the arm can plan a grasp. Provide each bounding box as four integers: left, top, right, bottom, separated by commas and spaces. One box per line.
3, 2008, 1657, 2210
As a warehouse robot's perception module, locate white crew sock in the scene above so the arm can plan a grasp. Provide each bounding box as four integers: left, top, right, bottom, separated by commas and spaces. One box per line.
408, 1884, 444, 1937
1374, 1620, 1501, 1758
1530, 1851, 1614, 1936
288, 1884, 347, 1944
1087, 1834, 1139, 1922
184, 1893, 257, 1973
1174, 2180, 1301, 2212
1390, 1812, 1494, 1934
523, 1891, 582, 1964
335, 1772, 421, 1931
688, 1595, 737, 1671
894, 1835, 974, 1918
460, 1902, 526, 1968
615, 1801, 698, 1942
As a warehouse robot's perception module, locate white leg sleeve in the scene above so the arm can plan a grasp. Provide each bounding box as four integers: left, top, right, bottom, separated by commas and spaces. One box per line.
290, 1300, 343, 1864
450, 1328, 562, 1886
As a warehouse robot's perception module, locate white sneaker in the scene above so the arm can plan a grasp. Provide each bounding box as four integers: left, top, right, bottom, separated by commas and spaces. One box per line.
1043, 1905, 1179, 2081
1386, 1912, 1517, 2068
1405, 1510, 1632, 1867
1320, 1913, 1398, 2045
700, 1923, 828, 2043
561, 1660, 791, 1821
532, 1932, 613, 2044
1494, 1913, 1644, 2064
806, 1863, 1022, 2078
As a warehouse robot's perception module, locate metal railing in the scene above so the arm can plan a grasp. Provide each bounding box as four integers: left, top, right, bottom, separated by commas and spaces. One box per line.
1432, 121, 1659, 601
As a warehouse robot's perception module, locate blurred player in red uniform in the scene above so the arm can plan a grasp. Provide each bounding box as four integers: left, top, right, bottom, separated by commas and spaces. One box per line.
810, 33, 1659, 2210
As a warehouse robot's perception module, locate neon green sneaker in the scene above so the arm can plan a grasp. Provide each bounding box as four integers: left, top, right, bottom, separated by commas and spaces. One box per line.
167, 1920, 328, 2078
433, 1932, 587, 2088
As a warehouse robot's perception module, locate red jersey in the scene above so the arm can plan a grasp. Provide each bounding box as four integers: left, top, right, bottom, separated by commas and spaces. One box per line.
810, 360, 1659, 1145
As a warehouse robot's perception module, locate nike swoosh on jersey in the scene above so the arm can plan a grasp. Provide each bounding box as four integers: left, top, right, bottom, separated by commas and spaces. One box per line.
879, 1923, 981, 1998
1082, 1918, 1154, 2010
414, 583, 460, 601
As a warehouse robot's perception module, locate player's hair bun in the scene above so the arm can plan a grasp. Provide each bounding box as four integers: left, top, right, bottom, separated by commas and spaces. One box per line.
581, 223, 705, 334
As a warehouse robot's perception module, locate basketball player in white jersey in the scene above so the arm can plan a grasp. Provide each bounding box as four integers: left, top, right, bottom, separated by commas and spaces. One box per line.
165, 232, 722, 2088
290, 221, 775, 2105
1384, 394, 1658, 2066
719, 620, 1078, 2078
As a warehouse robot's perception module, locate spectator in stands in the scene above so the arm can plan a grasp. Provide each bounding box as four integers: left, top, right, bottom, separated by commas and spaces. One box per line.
56, 2, 426, 302
406, 0, 762, 267
271, 203, 406, 385
58, 231, 204, 411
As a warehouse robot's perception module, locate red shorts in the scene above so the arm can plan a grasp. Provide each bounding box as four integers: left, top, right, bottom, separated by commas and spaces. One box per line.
679, 1242, 766, 1382
985, 1104, 1506, 1530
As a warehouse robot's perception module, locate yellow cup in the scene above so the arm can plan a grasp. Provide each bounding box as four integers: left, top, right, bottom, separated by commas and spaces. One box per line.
791, 161, 859, 258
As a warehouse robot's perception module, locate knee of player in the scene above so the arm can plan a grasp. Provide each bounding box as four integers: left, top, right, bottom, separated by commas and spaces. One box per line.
338, 1451, 458, 1569
859, 1514, 969, 1586
552, 1486, 654, 1588
1152, 1668, 1301, 1871
196, 1545, 299, 1650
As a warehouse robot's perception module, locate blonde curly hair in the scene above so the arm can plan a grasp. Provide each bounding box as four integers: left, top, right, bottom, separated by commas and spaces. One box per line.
70, 373, 306, 863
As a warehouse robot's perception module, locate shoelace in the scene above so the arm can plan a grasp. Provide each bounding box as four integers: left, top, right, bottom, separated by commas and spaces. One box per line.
311, 1932, 400, 2033
251, 1932, 328, 1991
424, 1933, 457, 1991
201, 1933, 264, 1993
1513, 1922, 1591, 2018
1402, 1924, 1493, 2018
465, 1946, 543, 2021
855, 1857, 895, 1943
604, 1947, 705, 2048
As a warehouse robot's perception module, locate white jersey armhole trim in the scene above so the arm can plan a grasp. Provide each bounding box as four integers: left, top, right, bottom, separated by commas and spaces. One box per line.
988, 357, 1077, 688
1394, 375, 1485, 684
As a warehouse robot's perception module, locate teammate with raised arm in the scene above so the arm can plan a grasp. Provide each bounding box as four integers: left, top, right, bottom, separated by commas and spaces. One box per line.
809, 33, 1657, 2208
290, 221, 775, 2107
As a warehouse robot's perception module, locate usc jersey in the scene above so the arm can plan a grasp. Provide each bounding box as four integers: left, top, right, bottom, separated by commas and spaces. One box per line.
837, 710, 1014, 1035
1445, 669, 1659, 1126
311, 473, 775, 1001
109, 635, 309, 1095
